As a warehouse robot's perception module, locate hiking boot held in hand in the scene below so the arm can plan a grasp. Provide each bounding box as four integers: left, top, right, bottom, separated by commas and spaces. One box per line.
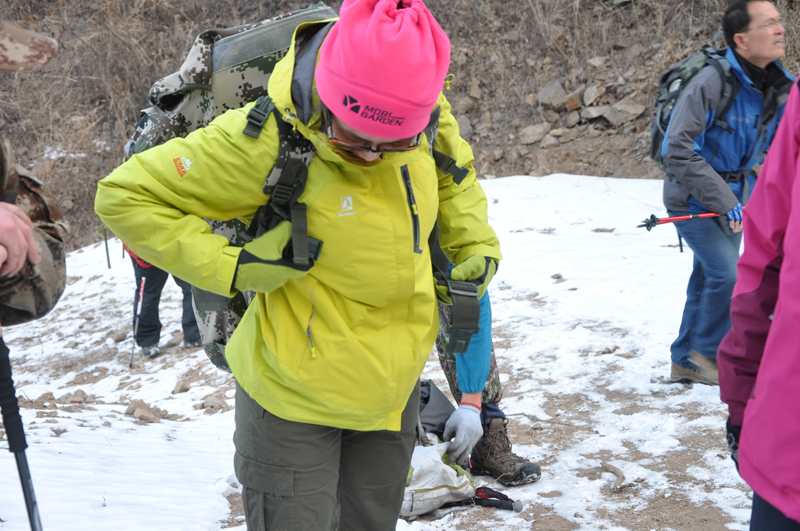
143, 345, 161, 359
470, 418, 541, 486
670, 351, 719, 385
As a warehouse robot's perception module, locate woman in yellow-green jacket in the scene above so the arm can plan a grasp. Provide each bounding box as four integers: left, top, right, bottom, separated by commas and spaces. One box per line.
96, 0, 500, 528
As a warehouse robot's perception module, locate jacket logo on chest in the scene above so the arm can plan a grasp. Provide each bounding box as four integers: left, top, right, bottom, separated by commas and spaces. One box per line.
338, 196, 358, 217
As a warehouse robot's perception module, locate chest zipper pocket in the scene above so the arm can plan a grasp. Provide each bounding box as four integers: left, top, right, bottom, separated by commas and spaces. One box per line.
401, 165, 422, 254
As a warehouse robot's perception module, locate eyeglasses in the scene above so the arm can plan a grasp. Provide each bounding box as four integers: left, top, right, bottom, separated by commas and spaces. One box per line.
744, 18, 785, 33
324, 110, 421, 154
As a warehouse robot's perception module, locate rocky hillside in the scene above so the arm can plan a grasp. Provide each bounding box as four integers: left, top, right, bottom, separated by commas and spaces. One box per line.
2, 0, 798, 248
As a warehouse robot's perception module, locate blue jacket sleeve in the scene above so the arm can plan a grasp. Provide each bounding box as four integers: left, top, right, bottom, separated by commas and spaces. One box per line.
454, 291, 493, 395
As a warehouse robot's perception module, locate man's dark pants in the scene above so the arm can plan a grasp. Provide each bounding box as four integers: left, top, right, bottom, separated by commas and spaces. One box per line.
751, 492, 800, 531
130, 257, 200, 347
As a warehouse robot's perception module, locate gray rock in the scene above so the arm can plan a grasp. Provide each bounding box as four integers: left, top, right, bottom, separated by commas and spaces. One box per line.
565, 90, 582, 112
566, 110, 581, 128
519, 123, 551, 145
540, 134, 560, 149
560, 129, 580, 143
615, 97, 646, 117
603, 97, 646, 126
125, 399, 150, 416
133, 408, 160, 424
453, 97, 476, 114
537, 80, 568, 111
469, 78, 482, 100
172, 380, 191, 395
584, 84, 605, 107
581, 105, 609, 120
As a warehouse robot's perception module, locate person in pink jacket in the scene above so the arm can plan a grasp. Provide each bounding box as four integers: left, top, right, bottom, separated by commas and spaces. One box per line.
717, 79, 800, 530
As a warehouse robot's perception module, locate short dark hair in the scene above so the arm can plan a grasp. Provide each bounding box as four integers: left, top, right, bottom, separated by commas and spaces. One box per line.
723, 0, 772, 49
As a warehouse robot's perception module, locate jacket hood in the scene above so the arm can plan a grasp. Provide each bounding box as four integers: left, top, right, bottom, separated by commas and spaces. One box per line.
268, 20, 335, 129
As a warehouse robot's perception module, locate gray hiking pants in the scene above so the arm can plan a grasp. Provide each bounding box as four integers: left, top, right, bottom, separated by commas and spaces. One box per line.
234, 381, 420, 531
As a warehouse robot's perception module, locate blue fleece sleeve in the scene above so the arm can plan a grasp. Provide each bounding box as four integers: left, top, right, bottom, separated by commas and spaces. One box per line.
454, 291, 493, 395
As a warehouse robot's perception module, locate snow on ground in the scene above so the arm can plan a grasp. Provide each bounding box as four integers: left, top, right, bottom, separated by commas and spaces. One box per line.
0, 174, 751, 530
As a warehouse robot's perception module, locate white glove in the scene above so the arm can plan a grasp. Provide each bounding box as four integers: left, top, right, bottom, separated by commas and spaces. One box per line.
442, 403, 483, 465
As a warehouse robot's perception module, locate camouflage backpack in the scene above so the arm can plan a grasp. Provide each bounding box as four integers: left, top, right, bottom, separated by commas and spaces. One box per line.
126, 3, 475, 373
125, 3, 337, 372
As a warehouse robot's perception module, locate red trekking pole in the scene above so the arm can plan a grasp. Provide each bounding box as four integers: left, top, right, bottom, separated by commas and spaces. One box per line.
130, 277, 146, 368
638, 212, 722, 231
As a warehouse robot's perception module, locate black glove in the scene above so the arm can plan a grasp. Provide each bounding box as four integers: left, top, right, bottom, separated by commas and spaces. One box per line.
726, 416, 741, 472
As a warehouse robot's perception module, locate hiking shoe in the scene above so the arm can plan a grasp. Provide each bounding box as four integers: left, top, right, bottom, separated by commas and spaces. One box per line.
670, 352, 718, 385
142, 345, 162, 359
183, 338, 203, 349
470, 418, 542, 486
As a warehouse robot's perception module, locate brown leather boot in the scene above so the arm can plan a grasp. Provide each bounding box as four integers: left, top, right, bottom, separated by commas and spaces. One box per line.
470, 418, 541, 486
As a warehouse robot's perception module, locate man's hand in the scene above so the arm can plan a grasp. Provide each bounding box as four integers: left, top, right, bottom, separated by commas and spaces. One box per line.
725, 202, 743, 233
443, 402, 483, 465
0, 202, 40, 277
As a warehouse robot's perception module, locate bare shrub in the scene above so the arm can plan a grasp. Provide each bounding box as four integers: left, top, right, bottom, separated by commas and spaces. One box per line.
1, 0, 334, 249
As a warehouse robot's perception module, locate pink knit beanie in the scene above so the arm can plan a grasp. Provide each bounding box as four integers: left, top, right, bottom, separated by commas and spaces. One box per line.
316, 0, 451, 139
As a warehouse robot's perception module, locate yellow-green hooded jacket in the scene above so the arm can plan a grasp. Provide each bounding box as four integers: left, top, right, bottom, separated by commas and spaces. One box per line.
95, 22, 501, 431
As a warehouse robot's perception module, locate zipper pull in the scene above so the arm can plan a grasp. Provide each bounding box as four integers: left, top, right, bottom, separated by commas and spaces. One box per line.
307, 328, 316, 359
445, 74, 455, 91
283, 107, 299, 131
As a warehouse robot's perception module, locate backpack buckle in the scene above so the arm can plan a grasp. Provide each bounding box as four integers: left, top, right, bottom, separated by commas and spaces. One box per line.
243, 97, 274, 138
243, 107, 269, 138
271, 182, 294, 206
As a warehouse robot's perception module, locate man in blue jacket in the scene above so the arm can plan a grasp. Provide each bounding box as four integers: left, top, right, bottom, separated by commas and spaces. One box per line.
662, 0, 793, 385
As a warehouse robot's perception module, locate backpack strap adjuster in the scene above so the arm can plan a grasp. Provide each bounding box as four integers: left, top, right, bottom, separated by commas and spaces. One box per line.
441, 279, 481, 355
243, 96, 274, 139
271, 183, 294, 206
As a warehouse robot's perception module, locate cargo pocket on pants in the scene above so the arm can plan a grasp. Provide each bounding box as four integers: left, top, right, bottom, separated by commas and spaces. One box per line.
235, 452, 296, 531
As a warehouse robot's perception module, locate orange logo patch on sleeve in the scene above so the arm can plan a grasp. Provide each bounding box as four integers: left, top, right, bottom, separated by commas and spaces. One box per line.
173, 156, 193, 177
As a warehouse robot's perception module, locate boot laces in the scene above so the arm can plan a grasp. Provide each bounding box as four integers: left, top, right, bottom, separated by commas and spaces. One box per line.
486, 420, 522, 463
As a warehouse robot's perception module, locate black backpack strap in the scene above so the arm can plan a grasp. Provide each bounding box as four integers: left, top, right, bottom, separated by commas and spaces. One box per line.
422, 107, 471, 185
244, 96, 321, 263
428, 225, 481, 355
